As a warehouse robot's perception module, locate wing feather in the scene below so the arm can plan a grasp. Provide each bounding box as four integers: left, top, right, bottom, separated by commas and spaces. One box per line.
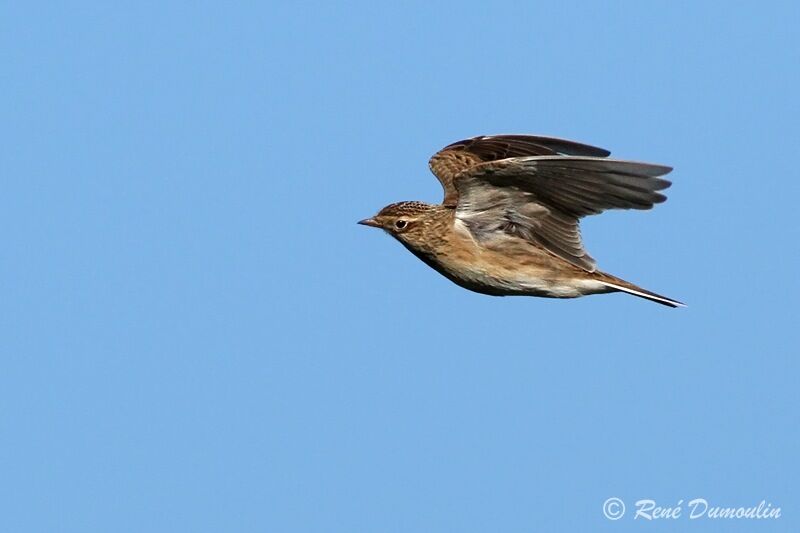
428, 135, 611, 205
453, 156, 673, 271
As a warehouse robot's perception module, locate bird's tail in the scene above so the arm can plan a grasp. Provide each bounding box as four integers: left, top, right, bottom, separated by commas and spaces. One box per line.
595, 272, 685, 308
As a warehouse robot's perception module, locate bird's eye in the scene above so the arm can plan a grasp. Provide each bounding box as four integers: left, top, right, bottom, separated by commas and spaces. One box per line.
395, 220, 408, 230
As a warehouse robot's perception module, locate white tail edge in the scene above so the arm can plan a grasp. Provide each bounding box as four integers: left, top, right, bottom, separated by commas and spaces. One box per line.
599, 281, 686, 308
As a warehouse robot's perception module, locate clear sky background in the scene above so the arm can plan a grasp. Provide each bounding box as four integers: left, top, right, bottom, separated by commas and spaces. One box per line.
2, 2, 798, 532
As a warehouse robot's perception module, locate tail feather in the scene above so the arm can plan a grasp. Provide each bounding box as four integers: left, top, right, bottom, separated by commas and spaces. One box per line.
597, 273, 685, 308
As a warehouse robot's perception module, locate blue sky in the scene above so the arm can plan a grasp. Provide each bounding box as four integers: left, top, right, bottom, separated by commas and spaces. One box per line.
2, 2, 798, 532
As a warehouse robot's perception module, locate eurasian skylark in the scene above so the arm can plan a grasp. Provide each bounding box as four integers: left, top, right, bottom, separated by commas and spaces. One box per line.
359, 134, 684, 307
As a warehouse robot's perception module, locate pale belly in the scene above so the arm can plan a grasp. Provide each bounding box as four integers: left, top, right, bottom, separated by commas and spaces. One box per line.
448, 261, 608, 298
412, 235, 610, 298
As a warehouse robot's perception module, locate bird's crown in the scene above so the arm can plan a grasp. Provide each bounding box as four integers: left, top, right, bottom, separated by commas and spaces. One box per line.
376, 201, 433, 218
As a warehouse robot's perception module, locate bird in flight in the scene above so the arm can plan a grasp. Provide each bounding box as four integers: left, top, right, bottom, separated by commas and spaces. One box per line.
359, 135, 684, 307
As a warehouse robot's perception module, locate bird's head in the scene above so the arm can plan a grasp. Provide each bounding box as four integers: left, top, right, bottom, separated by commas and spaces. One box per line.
358, 201, 437, 246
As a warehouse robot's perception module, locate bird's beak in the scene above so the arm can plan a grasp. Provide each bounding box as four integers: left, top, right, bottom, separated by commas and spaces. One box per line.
357, 217, 380, 228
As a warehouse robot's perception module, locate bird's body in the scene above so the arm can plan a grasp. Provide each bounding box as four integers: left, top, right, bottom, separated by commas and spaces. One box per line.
360, 135, 684, 307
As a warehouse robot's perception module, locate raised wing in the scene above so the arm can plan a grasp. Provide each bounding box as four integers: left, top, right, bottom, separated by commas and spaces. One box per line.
453, 156, 672, 271
428, 135, 610, 206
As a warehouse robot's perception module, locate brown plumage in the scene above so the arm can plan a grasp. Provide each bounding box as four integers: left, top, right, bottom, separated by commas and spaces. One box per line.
359, 134, 684, 307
